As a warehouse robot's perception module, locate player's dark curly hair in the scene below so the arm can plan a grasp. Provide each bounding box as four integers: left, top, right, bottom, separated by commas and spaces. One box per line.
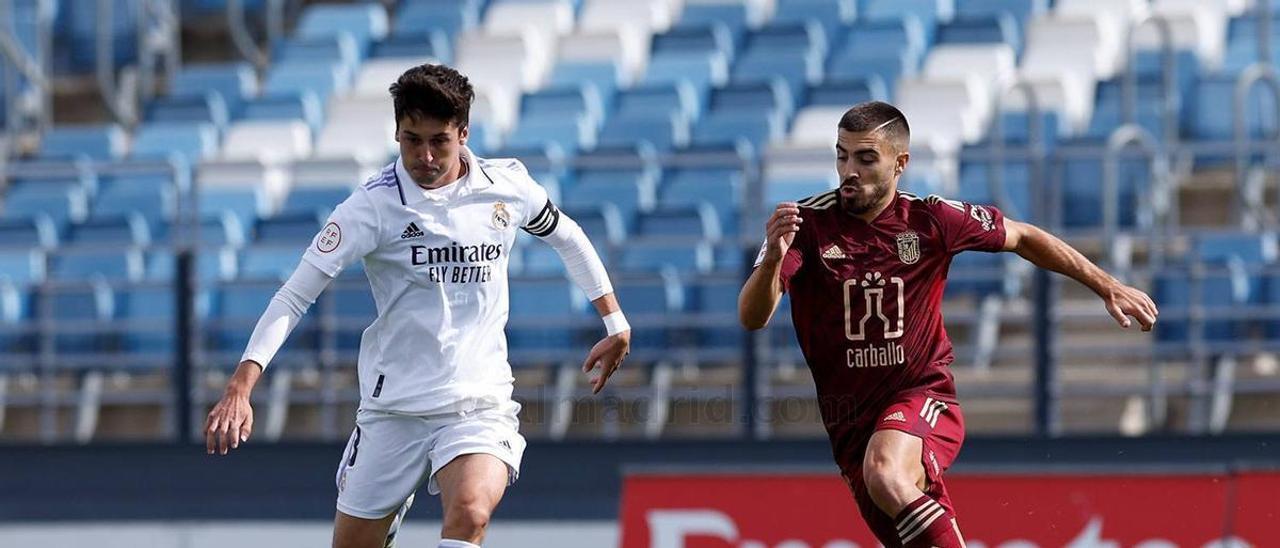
390, 63, 474, 130
839, 101, 910, 151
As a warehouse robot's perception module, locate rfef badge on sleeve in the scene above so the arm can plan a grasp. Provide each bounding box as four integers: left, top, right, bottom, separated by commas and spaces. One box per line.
317, 222, 342, 253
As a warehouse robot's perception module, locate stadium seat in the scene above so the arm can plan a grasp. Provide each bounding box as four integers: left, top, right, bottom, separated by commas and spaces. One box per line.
613, 271, 685, 352
238, 245, 304, 281
48, 282, 113, 359
660, 167, 744, 230
131, 122, 219, 162
393, 0, 480, 43
145, 93, 230, 128
63, 213, 151, 248
50, 248, 144, 281
635, 204, 723, 242
114, 284, 178, 359
0, 217, 58, 249
507, 277, 588, 360
0, 249, 46, 285
254, 212, 325, 244
168, 62, 258, 119
618, 240, 715, 274
38, 124, 128, 161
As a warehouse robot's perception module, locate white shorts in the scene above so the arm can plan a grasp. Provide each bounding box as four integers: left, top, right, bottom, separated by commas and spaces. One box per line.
334, 400, 527, 519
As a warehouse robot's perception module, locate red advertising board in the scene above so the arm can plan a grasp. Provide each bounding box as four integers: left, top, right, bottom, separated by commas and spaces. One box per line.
619, 471, 1279, 547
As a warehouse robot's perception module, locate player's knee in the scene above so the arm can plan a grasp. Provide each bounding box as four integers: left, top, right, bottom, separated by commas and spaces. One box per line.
444, 498, 491, 535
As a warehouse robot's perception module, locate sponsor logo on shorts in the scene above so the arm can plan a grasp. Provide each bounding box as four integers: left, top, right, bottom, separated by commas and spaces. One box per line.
882, 411, 907, 423
499, 439, 512, 452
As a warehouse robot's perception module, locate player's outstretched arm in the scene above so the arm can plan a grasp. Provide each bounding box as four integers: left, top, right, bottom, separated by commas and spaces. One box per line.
205, 261, 335, 455
739, 202, 801, 330
581, 293, 631, 395
205, 360, 261, 455
1002, 218, 1158, 331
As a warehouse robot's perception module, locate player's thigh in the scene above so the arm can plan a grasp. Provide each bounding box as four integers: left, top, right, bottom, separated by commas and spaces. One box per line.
435, 453, 511, 515
332, 509, 398, 548
864, 428, 926, 491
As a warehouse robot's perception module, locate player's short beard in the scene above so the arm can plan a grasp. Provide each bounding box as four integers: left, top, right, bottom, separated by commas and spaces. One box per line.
839, 178, 891, 216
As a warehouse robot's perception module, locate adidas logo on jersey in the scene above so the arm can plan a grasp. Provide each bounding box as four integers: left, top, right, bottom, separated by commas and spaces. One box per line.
882, 411, 906, 423
401, 222, 424, 239
822, 245, 847, 260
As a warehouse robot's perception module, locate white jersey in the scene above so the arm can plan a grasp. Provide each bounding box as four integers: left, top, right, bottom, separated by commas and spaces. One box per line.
303, 149, 561, 414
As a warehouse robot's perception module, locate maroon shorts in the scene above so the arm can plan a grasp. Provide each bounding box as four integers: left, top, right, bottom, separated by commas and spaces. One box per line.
840, 391, 965, 546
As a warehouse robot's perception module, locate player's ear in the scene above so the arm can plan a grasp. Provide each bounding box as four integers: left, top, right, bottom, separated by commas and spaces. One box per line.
895, 151, 910, 175
458, 123, 469, 145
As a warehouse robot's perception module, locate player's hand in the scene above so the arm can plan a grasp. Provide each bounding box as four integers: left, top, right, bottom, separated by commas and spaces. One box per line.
205, 387, 254, 455
1101, 281, 1159, 332
583, 330, 631, 395
763, 202, 802, 264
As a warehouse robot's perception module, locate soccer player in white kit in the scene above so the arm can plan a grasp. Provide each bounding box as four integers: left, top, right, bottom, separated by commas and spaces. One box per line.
203, 64, 633, 548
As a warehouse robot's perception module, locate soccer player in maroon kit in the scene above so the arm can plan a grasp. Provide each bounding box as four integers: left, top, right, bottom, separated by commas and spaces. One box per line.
739, 101, 1159, 547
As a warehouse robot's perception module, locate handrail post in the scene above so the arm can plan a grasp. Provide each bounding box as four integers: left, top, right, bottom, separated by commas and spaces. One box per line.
228, 0, 288, 74
1232, 63, 1280, 229
989, 80, 1044, 221
1103, 124, 1160, 268
1125, 15, 1179, 146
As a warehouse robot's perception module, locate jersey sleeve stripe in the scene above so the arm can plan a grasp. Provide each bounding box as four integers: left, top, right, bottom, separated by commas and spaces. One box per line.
797, 190, 838, 209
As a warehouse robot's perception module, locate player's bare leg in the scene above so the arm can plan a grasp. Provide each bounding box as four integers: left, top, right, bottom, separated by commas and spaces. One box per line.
864, 429, 965, 547
435, 453, 509, 545
332, 509, 398, 548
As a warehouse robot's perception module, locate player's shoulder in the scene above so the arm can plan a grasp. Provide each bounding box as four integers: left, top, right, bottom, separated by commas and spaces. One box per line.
476, 156, 530, 177
796, 189, 839, 210
904, 192, 968, 216
355, 162, 402, 204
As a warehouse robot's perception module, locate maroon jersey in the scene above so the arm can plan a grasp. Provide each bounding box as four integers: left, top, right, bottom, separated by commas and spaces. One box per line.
759, 191, 1006, 465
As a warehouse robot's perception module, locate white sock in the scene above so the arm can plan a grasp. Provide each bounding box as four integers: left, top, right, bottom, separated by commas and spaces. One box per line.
438, 540, 480, 548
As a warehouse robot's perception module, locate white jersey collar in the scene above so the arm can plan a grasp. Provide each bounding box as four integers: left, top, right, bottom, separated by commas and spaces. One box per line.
396, 147, 490, 205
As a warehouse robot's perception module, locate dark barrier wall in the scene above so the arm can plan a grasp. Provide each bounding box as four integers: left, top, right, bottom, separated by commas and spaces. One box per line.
1, 435, 1278, 521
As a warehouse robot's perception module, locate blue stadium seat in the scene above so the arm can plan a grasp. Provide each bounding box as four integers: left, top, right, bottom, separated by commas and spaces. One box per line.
597, 112, 690, 151
114, 284, 177, 358
93, 186, 176, 228
0, 282, 37, 363
145, 92, 230, 128
954, 0, 1046, 27
957, 147, 1034, 221
199, 188, 263, 227
0, 217, 58, 249
619, 240, 714, 274
254, 212, 325, 244
976, 111, 1061, 147
507, 277, 587, 359
651, 23, 737, 63
62, 0, 138, 71
733, 21, 828, 101
562, 204, 627, 246
325, 282, 376, 352
772, 0, 856, 40
281, 188, 349, 216
806, 77, 889, 108
936, 14, 1020, 53
370, 30, 453, 62
393, 0, 479, 42
825, 19, 925, 96
710, 79, 794, 121
131, 122, 219, 162
51, 248, 143, 281
294, 2, 388, 52
262, 61, 351, 106
548, 61, 622, 100
613, 271, 685, 352
644, 51, 729, 101
660, 167, 744, 230
947, 249, 1008, 296
860, 0, 949, 43
682, 273, 746, 356
238, 245, 303, 281
3, 186, 89, 227
145, 247, 238, 283
1156, 265, 1255, 346
240, 92, 326, 132
1054, 138, 1152, 229
1188, 74, 1279, 142
49, 282, 113, 359
506, 114, 598, 153
613, 83, 700, 124
676, 2, 750, 46
1086, 77, 1178, 142
274, 35, 361, 69
563, 166, 658, 222
64, 213, 151, 247
636, 204, 723, 241
521, 84, 606, 126
169, 62, 257, 118
0, 249, 46, 284
208, 280, 318, 363
38, 124, 128, 160
692, 110, 783, 151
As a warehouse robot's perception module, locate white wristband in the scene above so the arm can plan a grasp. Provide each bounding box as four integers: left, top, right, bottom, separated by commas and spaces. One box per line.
602, 311, 630, 336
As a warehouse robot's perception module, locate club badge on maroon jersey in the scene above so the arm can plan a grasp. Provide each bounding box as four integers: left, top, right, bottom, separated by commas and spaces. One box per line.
492, 202, 511, 230
896, 231, 920, 265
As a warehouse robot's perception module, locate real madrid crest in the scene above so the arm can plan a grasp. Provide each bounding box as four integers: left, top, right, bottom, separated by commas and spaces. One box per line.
492, 202, 511, 230
896, 231, 920, 265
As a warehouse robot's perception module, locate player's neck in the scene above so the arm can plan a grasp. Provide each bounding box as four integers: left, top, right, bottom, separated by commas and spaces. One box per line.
415, 157, 469, 191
